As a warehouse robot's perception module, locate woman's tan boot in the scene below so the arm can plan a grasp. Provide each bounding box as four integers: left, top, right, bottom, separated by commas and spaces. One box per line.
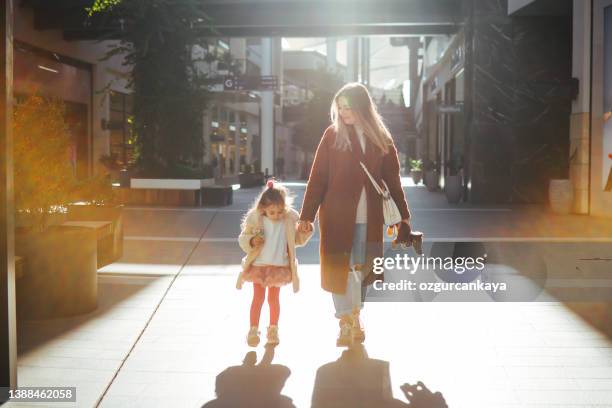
351, 309, 365, 343
336, 315, 353, 347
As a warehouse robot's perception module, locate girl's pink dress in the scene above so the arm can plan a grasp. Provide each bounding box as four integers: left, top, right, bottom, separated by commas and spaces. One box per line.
242, 216, 292, 287
242, 264, 291, 287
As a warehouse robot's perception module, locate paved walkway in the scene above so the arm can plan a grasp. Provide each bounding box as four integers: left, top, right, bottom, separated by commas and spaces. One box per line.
9, 181, 612, 407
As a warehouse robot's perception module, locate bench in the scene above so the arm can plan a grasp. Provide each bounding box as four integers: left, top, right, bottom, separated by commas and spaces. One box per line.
119, 178, 217, 206
15, 225, 98, 319
66, 204, 124, 268
61, 221, 113, 268
201, 185, 233, 206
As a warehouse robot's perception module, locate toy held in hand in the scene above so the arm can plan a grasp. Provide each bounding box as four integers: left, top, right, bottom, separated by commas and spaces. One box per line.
389, 222, 423, 255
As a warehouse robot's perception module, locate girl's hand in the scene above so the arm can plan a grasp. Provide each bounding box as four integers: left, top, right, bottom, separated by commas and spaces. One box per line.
298, 220, 313, 233
250, 235, 265, 248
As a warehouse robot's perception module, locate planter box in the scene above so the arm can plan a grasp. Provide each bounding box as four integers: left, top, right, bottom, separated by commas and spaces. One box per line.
118, 188, 202, 206
239, 172, 265, 188
130, 178, 215, 189
67, 204, 124, 268
410, 170, 423, 185
444, 175, 464, 204
15, 225, 98, 319
202, 185, 233, 206
15, 211, 67, 229
117, 178, 215, 206
425, 170, 439, 192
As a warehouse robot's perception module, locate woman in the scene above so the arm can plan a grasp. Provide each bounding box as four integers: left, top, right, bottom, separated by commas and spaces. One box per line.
298, 82, 412, 346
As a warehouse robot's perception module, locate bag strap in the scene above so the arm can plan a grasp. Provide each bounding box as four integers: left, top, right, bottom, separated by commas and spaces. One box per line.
359, 161, 384, 196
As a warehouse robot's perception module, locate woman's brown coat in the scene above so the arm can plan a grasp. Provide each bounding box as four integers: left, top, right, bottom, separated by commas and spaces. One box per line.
299, 125, 411, 294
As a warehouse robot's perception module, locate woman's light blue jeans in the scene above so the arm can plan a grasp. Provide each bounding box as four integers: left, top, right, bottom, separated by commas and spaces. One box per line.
332, 223, 367, 318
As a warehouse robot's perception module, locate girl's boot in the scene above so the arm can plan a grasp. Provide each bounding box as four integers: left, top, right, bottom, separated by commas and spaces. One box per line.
351, 309, 365, 343
266, 325, 280, 346
247, 326, 260, 347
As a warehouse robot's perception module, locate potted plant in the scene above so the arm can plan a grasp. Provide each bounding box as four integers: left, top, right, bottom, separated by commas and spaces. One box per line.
99, 152, 122, 183
548, 148, 577, 215
423, 159, 439, 192
444, 154, 464, 204
13, 95, 98, 319
409, 158, 423, 185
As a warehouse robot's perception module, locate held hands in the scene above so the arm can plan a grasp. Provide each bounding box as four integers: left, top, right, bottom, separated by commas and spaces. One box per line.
297, 220, 314, 233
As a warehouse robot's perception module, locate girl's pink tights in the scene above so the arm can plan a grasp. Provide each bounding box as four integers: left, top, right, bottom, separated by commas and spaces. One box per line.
250, 283, 280, 327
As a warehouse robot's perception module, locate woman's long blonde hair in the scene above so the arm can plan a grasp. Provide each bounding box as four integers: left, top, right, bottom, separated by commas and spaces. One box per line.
330, 82, 393, 154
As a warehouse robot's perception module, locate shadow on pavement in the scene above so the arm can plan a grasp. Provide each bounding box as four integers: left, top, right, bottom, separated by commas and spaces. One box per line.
201, 345, 295, 408
312, 344, 447, 408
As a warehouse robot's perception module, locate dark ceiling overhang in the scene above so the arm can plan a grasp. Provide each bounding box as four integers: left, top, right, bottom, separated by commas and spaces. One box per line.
508, 0, 572, 17
23, 0, 463, 40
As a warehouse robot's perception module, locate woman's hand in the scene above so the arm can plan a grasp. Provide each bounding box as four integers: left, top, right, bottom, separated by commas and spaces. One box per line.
395, 218, 410, 228
297, 220, 313, 233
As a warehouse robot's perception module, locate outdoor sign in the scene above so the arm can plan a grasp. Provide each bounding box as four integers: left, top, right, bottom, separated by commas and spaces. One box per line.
437, 102, 464, 114
222, 75, 278, 91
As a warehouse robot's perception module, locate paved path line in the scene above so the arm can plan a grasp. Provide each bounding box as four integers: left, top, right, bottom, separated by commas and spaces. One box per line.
95, 212, 218, 407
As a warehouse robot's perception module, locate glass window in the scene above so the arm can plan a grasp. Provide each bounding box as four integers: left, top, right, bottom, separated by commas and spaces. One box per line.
109, 91, 135, 168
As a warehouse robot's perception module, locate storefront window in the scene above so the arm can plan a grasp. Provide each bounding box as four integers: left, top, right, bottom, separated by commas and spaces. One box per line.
109, 91, 135, 168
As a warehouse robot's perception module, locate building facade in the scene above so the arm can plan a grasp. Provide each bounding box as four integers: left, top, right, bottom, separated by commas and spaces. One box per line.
417, 0, 575, 206
14, 4, 131, 180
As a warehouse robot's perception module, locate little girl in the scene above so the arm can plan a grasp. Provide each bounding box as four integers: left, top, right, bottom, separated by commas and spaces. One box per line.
236, 180, 313, 347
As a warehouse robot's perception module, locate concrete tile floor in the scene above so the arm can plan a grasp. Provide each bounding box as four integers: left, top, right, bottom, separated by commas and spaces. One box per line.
8, 182, 612, 408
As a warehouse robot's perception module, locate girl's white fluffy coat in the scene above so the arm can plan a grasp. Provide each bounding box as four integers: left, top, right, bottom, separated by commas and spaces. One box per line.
237, 207, 314, 292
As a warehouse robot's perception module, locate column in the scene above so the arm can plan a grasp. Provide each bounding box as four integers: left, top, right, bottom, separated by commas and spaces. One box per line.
326, 37, 337, 70
346, 37, 359, 83
234, 124, 240, 174
260, 38, 274, 176
202, 110, 211, 165
246, 114, 255, 165
570, 0, 591, 214
360, 37, 370, 86
408, 38, 420, 108
0, 0, 17, 398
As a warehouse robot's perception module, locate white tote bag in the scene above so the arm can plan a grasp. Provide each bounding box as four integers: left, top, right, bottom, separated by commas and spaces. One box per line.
359, 161, 402, 226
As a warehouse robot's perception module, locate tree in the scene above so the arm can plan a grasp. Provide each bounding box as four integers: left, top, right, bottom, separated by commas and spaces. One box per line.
13, 95, 113, 229
88, 0, 216, 176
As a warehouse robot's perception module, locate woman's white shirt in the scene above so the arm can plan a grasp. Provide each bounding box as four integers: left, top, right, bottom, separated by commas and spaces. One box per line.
253, 215, 289, 266
354, 125, 367, 224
